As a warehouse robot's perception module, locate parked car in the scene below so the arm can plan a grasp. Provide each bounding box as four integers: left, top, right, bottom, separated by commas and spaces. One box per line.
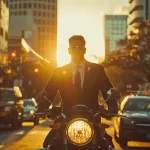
113, 95, 150, 147
23, 98, 39, 125
0, 86, 23, 129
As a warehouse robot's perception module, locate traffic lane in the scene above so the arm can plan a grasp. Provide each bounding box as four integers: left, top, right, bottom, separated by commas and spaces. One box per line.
0, 118, 150, 150
105, 118, 150, 150
0, 122, 36, 149
0, 120, 50, 150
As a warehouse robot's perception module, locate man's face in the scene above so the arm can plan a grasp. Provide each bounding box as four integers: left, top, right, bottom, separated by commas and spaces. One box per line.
68, 40, 86, 55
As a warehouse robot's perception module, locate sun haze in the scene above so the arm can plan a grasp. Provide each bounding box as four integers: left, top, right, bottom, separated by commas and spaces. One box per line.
57, 0, 128, 67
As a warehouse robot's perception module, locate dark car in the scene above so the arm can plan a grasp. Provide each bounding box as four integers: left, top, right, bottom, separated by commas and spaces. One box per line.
23, 98, 39, 125
113, 95, 150, 147
0, 86, 24, 129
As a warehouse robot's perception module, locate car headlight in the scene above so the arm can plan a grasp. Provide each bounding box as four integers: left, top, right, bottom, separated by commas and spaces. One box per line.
66, 118, 94, 146
30, 110, 35, 115
4, 106, 12, 112
123, 118, 135, 124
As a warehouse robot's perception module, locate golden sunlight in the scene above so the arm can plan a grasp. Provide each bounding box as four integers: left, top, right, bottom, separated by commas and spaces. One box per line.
57, 9, 105, 67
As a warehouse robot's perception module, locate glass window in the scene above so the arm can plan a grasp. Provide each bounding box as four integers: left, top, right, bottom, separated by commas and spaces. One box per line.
24, 100, 35, 107
43, 12, 46, 17
0, 90, 15, 102
43, 4, 46, 9
19, 3, 22, 8
24, 3, 27, 9
28, 3, 32, 9
15, 3, 17, 9
38, 4, 41, 9
124, 98, 150, 111
23, 11, 27, 15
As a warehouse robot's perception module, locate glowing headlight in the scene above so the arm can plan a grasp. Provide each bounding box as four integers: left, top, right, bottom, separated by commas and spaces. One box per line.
4, 106, 12, 112
66, 118, 94, 146
30, 110, 35, 115
123, 118, 135, 124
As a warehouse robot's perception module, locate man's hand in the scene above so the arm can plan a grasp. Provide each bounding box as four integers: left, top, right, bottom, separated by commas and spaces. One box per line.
108, 106, 118, 114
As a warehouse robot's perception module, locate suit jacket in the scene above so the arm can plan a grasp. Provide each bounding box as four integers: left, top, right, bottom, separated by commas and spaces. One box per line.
40, 60, 113, 112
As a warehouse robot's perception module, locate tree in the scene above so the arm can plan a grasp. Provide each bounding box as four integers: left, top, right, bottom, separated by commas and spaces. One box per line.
104, 20, 150, 82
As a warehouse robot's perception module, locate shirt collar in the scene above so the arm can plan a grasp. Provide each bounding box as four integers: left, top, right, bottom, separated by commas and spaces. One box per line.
72, 60, 85, 69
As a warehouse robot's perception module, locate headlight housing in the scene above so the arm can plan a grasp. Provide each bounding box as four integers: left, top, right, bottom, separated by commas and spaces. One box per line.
66, 118, 94, 146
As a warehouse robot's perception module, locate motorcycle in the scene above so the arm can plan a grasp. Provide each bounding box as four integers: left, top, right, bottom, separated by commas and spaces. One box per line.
36, 88, 121, 150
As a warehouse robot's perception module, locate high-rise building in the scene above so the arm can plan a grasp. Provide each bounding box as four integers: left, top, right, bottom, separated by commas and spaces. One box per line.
7, 0, 57, 66
104, 15, 127, 55
128, 0, 150, 34
0, 0, 9, 66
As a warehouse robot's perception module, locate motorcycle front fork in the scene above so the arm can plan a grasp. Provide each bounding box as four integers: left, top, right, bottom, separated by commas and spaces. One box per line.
92, 128, 113, 150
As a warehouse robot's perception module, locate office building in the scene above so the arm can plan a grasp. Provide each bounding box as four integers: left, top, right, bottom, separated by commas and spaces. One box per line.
104, 15, 127, 55
7, 0, 57, 66
0, 0, 9, 66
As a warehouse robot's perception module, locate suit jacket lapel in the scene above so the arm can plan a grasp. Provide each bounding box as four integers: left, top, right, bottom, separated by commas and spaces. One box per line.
83, 61, 92, 89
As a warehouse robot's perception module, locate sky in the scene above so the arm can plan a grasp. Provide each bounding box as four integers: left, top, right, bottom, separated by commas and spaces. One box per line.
57, 0, 128, 66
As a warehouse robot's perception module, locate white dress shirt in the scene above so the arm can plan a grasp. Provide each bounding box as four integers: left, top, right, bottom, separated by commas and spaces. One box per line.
72, 61, 85, 88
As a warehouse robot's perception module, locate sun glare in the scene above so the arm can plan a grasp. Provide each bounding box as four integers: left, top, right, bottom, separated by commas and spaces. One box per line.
57, 9, 105, 67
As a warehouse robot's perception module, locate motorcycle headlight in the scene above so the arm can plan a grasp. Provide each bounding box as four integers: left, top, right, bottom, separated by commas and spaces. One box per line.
66, 118, 94, 146
4, 106, 12, 112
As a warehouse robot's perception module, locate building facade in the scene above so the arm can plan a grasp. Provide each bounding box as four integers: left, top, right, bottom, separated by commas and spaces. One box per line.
0, 0, 9, 66
7, 0, 57, 66
128, 0, 150, 34
104, 15, 127, 55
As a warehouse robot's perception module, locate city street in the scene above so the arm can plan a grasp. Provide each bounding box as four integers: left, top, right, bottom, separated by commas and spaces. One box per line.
0, 119, 150, 150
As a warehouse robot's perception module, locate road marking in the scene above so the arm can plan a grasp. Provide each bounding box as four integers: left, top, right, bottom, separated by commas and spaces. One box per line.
28, 130, 49, 135
29, 131, 37, 135
16, 131, 25, 135
0, 145, 4, 149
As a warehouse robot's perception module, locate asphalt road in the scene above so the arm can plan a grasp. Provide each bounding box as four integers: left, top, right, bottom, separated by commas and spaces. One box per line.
0, 119, 150, 150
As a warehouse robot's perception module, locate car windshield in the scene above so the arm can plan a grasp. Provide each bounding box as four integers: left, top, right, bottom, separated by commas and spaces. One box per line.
124, 97, 150, 111
0, 90, 15, 102
24, 100, 35, 107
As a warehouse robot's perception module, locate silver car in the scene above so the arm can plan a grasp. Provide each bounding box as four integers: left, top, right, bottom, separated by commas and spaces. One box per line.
23, 98, 39, 125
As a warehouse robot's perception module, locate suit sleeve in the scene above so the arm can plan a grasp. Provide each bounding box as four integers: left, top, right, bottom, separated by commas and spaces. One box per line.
99, 65, 113, 101
37, 69, 59, 111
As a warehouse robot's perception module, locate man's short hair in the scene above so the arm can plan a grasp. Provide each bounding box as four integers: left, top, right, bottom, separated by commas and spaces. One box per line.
69, 35, 86, 45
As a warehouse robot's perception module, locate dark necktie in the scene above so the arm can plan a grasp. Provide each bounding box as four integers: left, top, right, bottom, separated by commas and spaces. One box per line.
74, 65, 81, 91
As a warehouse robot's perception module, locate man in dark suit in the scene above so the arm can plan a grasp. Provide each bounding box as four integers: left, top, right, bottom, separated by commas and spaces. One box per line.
38, 35, 116, 148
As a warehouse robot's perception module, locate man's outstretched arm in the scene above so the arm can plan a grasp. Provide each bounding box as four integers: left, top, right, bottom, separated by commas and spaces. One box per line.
37, 69, 59, 112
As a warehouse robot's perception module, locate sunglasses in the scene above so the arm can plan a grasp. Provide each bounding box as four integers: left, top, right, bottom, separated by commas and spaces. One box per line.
70, 46, 85, 50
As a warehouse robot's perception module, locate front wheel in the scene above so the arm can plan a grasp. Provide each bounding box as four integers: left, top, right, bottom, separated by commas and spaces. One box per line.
34, 117, 39, 125
119, 137, 127, 148
119, 129, 127, 148
11, 114, 19, 129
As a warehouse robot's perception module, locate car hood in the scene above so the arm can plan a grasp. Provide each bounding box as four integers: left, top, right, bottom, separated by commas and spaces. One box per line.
0, 101, 15, 107
23, 107, 36, 113
123, 111, 150, 122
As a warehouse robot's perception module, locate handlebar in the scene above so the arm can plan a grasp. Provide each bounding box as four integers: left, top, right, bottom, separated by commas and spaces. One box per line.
35, 111, 52, 117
